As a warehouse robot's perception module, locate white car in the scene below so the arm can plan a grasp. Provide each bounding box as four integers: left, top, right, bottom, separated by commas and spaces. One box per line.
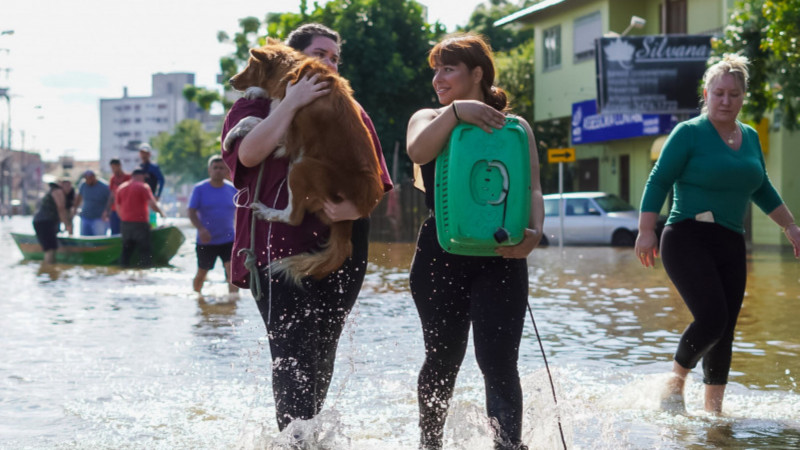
541, 192, 642, 246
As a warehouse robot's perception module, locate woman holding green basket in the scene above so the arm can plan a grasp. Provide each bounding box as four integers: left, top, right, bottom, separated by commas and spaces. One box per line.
406, 33, 544, 450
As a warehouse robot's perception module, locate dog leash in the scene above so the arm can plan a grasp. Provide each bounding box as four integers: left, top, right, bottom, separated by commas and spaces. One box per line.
526, 300, 568, 449
239, 161, 266, 303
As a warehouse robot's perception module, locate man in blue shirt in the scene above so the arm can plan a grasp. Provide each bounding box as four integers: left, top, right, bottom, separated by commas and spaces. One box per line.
188, 155, 238, 295
73, 170, 111, 236
138, 144, 165, 199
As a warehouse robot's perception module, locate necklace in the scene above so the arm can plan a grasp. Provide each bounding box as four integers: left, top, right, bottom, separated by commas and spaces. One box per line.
726, 128, 738, 145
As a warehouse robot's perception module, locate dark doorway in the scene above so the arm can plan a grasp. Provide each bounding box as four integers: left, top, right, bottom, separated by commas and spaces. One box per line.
577, 158, 599, 191
619, 155, 630, 203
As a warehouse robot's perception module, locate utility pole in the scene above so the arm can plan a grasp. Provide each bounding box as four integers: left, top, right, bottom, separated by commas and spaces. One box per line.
1, 30, 14, 216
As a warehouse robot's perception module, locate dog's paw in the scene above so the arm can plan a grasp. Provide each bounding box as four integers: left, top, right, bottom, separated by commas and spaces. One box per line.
273, 146, 288, 158
243, 86, 268, 100
223, 116, 262, 152
252, 202, 292, 223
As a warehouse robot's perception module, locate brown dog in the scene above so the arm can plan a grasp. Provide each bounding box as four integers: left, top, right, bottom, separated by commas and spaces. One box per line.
227, 39, 384, 283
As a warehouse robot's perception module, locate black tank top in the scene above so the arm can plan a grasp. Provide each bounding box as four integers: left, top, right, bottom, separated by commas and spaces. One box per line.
34, 184, 62, 222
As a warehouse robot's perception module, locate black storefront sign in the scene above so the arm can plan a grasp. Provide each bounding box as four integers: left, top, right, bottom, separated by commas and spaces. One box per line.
595, 35, 712, 115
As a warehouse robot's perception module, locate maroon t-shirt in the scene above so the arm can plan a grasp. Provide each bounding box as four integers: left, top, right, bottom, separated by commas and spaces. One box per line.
221, 96, 393, 289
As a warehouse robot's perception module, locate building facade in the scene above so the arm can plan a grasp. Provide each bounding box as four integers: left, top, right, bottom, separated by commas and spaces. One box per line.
99, 72, 221, 175
497, 0, 800, 247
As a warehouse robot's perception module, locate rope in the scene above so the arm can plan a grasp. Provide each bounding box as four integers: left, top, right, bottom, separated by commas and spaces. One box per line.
526, 301, 568, 450
237, 161, 267, 302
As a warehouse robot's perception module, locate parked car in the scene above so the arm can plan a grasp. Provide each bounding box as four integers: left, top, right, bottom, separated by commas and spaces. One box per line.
540, 192, 655, 246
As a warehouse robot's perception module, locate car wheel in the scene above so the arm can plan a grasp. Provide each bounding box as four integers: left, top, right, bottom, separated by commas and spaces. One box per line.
611, 229, 635, 247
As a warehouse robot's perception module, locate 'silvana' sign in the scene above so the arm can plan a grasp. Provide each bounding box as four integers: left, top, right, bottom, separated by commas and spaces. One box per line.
594, 35, 712, 115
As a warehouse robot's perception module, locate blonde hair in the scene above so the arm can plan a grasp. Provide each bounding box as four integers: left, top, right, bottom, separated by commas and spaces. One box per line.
701, 54, 749, 113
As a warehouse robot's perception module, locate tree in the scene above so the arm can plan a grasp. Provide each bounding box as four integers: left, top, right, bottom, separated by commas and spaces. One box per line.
151, 120, 219, 184
183, 85, 221, 112
713, 0, 800, 130
461, 0, 536, 52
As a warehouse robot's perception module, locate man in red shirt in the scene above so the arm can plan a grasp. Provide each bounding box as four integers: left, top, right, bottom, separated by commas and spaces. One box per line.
116, 169, 165, 267
103, 158, 132, 235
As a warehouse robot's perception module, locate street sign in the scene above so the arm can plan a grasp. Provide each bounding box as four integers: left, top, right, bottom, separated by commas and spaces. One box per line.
548, 148, 575, 163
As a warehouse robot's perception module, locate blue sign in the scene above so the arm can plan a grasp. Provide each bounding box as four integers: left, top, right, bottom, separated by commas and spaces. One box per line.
571, 99, 678, 145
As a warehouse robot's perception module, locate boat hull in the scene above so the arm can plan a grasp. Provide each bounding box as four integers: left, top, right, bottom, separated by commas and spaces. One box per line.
11, 226, 185, 266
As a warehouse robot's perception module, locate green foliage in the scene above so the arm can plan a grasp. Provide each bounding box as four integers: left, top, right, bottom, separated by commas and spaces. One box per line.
496, 38, 534, 122
182, 85, 221, 112
461, 0, 536, 51
150, 120, 219, 185
714, 0, 800, 130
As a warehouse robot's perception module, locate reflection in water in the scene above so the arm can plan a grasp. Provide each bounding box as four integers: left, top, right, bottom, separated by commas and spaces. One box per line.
1, 216, 799, 449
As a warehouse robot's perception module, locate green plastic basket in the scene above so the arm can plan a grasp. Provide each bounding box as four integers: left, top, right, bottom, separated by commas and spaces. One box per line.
434, 117, 531, 256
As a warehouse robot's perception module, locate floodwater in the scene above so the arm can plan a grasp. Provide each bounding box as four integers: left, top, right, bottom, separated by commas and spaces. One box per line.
1, 215, 799, 449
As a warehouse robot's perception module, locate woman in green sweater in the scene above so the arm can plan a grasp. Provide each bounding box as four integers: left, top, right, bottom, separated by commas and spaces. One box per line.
635, 54, 800, 415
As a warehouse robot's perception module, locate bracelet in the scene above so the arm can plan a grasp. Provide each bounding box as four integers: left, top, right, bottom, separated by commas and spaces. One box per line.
784, 222, 796, 232
452, 102, 461, 121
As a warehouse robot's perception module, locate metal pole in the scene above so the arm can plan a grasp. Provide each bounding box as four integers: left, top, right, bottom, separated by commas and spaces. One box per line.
558, 161, 564, 251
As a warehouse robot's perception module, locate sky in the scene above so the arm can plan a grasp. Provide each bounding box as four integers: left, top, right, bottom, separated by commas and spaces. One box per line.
1, 0, 490, 162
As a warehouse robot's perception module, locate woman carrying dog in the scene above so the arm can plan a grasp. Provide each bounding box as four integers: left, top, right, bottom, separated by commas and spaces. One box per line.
406, 33, 544, 450
220, 23, 392, 430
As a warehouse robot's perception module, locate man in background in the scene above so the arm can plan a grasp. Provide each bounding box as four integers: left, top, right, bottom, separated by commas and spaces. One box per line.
188, 155, 238, 295
116, 169, 165, 267
103, 158, 131, 235
138, 144, 165, 199
73, 170, 110, 236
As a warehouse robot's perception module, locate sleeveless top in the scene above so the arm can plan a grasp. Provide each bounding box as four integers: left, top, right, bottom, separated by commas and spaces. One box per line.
34, 183, 62, 223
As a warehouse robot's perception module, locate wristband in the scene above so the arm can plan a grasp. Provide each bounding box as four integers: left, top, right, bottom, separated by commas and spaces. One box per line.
452, 102, 461, 121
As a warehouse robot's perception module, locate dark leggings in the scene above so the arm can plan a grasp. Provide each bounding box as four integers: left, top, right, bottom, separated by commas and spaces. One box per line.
660, 219, 746, 385
253, 218, 369, 430
410, 218, 529, 449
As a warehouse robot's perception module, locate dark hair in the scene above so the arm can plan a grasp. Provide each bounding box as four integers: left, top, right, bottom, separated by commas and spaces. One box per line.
109, 158, 121, 165
207, 154, 224, 168
285, 23, 340, 52
428, 33, 508, 112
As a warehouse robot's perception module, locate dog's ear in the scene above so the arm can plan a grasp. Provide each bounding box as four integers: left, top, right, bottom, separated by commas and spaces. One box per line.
250, 47, 273, 62
265, 37, 281, 46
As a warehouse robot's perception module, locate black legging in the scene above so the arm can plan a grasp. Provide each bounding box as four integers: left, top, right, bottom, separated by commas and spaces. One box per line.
410, 217, 529, 449
660, 219, 746, 385
253, 218, 369, 430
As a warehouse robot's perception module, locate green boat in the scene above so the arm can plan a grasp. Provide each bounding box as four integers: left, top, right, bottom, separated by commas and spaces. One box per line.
11, 226, 186, 266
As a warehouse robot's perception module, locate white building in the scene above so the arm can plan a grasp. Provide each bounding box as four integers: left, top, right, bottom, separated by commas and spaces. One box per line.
99, 72, 220, 173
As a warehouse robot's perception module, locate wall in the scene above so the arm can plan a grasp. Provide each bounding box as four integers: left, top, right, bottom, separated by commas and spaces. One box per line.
534, 0, 608, 120
752, 127, 800, 246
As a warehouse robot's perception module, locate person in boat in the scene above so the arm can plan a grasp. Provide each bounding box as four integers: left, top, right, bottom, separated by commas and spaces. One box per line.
104, 158, 131, 235
73, 170, 110, 236
32, 179, 74, 264
405, 33, 544, 450
138, 144, 165, 200
116, 169, 165, 267
60, 179, 75, 236
188, 155, 238, 295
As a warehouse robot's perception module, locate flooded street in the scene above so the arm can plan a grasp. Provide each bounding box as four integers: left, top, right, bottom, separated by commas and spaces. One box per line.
1, 215, 799, 449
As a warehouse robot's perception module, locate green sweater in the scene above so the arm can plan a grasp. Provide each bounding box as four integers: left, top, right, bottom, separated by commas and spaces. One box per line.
641, 114, 782, 234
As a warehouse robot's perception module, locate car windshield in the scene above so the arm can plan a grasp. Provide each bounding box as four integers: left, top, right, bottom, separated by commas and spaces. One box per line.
594, 194, 635, 212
